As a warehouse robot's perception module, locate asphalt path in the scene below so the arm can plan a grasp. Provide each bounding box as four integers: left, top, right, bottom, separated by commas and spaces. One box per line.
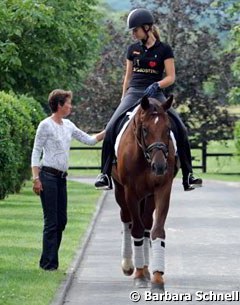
52, 178, 240, 305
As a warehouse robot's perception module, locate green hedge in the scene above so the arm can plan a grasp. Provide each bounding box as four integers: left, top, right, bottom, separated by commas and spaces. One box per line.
0, 91, 45, 199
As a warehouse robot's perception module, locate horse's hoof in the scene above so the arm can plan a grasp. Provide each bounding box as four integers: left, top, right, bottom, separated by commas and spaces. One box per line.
134, 277, 149, 288
122, 258, 134, 276
122, 267, 134, 276
143, 269, 151, 281
151, 282, 165, 293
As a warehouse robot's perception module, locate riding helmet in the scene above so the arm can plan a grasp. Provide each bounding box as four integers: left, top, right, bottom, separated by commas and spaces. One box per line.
127, 8, 154, 30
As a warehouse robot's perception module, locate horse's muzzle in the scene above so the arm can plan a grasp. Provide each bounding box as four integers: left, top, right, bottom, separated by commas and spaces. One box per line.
151, 162, 167, 176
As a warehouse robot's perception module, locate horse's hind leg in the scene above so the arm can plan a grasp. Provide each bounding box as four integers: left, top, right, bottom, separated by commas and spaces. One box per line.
114, 180, 134, 276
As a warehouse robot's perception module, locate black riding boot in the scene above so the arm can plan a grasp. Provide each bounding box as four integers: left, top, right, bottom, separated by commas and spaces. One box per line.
176, 137, 202, 191
167, 109, 203, 191
95, 138, 113, 190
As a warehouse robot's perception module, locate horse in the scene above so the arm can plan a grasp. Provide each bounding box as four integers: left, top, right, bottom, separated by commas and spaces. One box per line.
112, 94, 178, 292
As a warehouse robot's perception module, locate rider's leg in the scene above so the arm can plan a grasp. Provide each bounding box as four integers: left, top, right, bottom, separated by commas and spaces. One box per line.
155, 92, 202, 191
95, 88, 145, 190
167, 109, 203, 191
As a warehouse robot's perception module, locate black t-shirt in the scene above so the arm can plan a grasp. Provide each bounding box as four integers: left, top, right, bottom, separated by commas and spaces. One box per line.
127, 40, 174, 88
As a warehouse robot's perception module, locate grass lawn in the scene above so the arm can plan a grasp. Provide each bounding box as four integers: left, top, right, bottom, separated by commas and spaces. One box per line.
68, 140, 102, 176
0, 180, 101, 305
1, 137, 239, 305
191, 140, 240, 182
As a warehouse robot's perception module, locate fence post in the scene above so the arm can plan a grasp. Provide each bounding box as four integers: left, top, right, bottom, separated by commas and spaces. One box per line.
202, 140, 207, 173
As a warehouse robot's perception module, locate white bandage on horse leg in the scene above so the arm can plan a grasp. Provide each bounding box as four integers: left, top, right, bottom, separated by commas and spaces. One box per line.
133, 237, 144, 269
121, 222, 132, 259
151, 238, 165, 274
144, 230, 151, 266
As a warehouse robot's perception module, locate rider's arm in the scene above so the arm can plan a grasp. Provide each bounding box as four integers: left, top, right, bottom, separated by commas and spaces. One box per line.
122, 59, 133, 99
158, 58, 175, 88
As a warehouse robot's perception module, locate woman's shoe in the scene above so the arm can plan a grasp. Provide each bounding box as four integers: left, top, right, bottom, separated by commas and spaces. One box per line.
183, 173, 203, 191
95, 174, 112, 190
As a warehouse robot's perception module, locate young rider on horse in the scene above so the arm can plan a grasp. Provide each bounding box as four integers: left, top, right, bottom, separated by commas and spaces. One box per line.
95, 8, 202, 191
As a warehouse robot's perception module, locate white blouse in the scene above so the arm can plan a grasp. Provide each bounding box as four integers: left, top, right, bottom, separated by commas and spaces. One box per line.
31, 117, 97, 172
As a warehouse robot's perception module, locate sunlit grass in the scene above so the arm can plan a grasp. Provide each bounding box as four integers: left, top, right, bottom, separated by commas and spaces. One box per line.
68, 140, 101, 176
191, 140, 240, 179
0, 180, 101, 305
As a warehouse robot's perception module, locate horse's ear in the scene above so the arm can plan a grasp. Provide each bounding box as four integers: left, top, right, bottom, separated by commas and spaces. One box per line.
162, 95, 174, 111
140, 95, 150, 110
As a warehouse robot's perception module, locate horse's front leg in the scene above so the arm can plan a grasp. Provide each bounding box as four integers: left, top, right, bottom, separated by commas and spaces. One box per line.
121, 221, 134, 276
151, 185, 171, 292
114, 179, 134, 276
141, 196, 155, 281
125, 188, 148, 288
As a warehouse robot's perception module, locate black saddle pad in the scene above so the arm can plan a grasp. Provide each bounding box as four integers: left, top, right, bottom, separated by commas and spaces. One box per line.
114, 104, 138, 138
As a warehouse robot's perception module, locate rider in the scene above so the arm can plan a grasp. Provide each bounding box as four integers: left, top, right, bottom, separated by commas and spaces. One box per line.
95, 8, 202, 191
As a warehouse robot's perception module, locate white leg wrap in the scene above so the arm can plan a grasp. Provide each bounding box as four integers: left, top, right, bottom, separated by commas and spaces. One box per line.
121, 257, 134, 272
151, 238, 165, 274
144, 230, 151, 266
121, 222, 132, 259
133, 237, 144, 269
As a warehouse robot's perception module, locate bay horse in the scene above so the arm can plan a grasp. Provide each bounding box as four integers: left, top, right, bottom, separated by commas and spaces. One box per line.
112, 95, 178, 292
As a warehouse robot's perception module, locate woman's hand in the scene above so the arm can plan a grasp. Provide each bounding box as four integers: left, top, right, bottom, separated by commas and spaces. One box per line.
33, 179, 43, 195
95, 130, 106, 142
144, 82, 161, 97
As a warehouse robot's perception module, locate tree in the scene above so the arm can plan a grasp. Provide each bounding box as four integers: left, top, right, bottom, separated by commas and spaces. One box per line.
72, 0, 236, 144
72, 20, 131, 131
0, 0, 103, 104
219, 0, 240, 105
132, 0, 236, 142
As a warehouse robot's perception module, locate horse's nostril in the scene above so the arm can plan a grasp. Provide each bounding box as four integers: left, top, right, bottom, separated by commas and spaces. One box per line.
151, 163, 165, 176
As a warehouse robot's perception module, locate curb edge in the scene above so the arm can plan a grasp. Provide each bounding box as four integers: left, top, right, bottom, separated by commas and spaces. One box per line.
50, 190, 108, 305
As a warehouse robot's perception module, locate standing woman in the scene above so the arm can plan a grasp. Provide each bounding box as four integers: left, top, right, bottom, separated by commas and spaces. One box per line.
95, 8, 202, 191
31, 89, 105, 271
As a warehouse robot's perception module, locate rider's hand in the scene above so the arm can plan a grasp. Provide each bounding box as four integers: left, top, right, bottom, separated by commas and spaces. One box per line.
144, 82, 161, 97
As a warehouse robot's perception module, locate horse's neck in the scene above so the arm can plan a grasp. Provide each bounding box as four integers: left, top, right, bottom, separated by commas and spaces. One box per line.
127, 120, 145, 160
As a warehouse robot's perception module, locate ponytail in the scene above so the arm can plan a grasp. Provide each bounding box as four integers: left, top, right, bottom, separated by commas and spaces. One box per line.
152, 25, 160, 41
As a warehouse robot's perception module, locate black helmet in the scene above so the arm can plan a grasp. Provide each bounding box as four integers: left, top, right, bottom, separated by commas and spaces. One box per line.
127, 8, 154, 30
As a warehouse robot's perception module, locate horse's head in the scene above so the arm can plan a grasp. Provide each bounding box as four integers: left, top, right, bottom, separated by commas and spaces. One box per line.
135, 95, 173, 176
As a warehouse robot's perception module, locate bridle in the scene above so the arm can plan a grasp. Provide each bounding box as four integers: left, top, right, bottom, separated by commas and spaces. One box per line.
143, 141, 169, 163
134, 116, 170, 163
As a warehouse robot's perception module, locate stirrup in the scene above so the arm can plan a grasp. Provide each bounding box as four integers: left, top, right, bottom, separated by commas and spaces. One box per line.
95, 174, 112, 190
183, 173, 202, 191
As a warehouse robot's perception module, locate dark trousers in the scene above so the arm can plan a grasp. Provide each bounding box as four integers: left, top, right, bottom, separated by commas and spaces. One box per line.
39, 170, 67, 270
101, 87, 192, 179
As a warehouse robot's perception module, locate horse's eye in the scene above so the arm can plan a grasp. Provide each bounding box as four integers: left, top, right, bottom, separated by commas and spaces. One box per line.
142, 127, 148, 137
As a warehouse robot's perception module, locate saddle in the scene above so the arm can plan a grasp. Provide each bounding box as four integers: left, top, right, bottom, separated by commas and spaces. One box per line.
114, 105, 140, 158
112, 98, 180, 176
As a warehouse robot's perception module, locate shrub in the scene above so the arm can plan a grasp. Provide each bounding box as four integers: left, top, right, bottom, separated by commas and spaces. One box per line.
0, 91, 45, 199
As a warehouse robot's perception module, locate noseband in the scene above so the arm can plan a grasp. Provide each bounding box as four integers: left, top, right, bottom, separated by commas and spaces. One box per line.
144, 141, 169, 163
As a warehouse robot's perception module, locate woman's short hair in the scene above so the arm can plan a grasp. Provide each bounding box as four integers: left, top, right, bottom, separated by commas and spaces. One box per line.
48, 89, 73, 113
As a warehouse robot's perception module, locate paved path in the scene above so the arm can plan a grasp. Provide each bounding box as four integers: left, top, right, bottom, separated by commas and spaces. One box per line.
55, 179, 240, 305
